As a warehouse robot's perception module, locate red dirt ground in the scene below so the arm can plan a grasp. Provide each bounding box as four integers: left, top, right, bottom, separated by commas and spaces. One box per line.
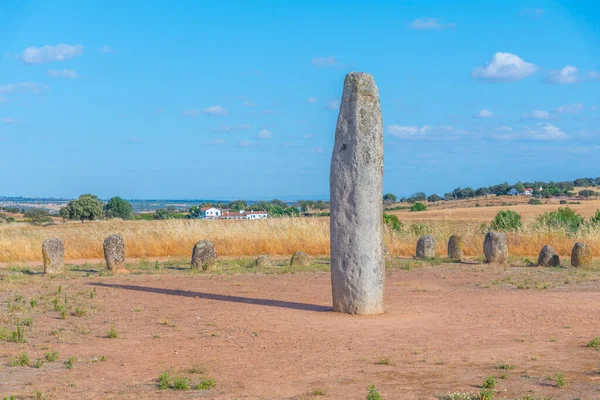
2, 263, 600, 399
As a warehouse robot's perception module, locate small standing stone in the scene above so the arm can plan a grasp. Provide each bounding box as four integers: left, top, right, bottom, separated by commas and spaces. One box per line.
104, 234, 126, 271
571, 242, 592, 268
290, 251, 309, 266
191, 240, 217, 270
484, 231, 508, 264
253, 255, 270, 268
447, 235, 462, 260
416, 235, 436, 259
537, 245, 560, 267
42, 238, 64, 274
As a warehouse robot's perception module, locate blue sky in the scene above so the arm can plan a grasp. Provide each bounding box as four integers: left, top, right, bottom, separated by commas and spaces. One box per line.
0, 0, 599, 200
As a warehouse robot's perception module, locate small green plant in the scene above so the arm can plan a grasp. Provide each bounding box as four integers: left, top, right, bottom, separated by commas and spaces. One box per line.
491, 210, 522, 231
479, 388, 494, 400
59, 310, 67, 320
9, 325, 26, 343
45, 351, 59, 362
196, 377, 217, 390
171, 377, 190, 390
74, 307, 87, 317
367, 384, 382, 400
17, 352, 30, 366
188, 364, 206, 374
106, 325, 118, 338
382, 213, 402, 232
35, 390, 45, 400
20, 317, 33, 327
158, 372, 171, 389
30, 299, 37, 308
410, 202, 427, 212
555, 372, 567, 388
481, 376, 496, 389
155, 260, 160, 270
586, 337, 600, 349
64, 356, 75, 369
57, 285, 62, 294
312, 388, 327, 396
376, 358, 392, 365
34, 359, 44, 368
528, 198, 542, 205
496, 363, 516, 371
89, 288, 96, 299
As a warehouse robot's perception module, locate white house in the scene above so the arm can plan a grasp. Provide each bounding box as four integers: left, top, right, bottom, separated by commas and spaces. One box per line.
201, 207, 221, 219
523, 187, 534, 196
220, 210, 247, 220
245, 210, 268, 219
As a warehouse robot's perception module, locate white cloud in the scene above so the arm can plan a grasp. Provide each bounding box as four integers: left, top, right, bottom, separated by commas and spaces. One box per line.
410, 18, 456, 30
0, 82, 48, 95
203, 105, 227, 116
307, 97, 318, 103
312, 56, 338, 67
183, 109, 200, 117
526, 123, 567, 140
587, 71, 600, 80
325, 100, 340, 111
1, 117, 15, 124
48, 69, 78, 79
257, 129, 273, 139
521, 110, 551, 120
546, 65, 579, 84
472, 52, 538, 82
20, 44, 83, 64
518, 8, 544, 16
478, 109, 493, 118
98, 45, 113, 54
555, 103, 583, 113
388, 125, 432, 138
239, 140, 252, 147
208, 138, 225, 145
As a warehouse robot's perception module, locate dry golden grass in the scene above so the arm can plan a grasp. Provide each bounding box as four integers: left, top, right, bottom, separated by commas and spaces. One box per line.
2, 206, 600, 263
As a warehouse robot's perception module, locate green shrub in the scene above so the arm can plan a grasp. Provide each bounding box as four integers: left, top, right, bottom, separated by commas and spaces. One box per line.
410, 202, 427, 212
171, 377, 190, 390
367, 384, 382, 400
383, 213, 402, 232
491, 210, 522, 231
481, 376, 496, 389
45, 351, 59, 362
537, 207, 584, 234
196, 377, 217, 390
410, 223, 430, 236
590, 210, 600, 225
528, 198, 542, 205
158, 372, 171, 389
64, 356, 75, 369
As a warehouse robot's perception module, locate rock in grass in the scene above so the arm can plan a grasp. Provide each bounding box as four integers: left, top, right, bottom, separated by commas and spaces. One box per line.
253, 255, 270, 268
104, 234, 125, 271
330, 72, 385, 315
416, 235, 436, 259
447, 235, 462, 260
290, 251, 309, 266
483, 231, 508, 264
191, 240, 217, 270
537, 245, 560, 267
571, 242, 592, 268
42, 238, 64, 274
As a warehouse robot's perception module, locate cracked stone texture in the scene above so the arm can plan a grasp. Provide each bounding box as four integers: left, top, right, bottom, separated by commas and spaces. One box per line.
538, 245, 560, 267
104, 234, 126, 271
448, 235, 462, 260
42, 238, 64, 274
191, 240, 217, 270
571, 242, 592, 268
330, 72, 384, 315
484, 231, 508, 264
416, 235, 436, 259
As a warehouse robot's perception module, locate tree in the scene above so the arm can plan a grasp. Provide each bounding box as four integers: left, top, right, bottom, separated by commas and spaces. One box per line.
23, 208, 52, 225
410, 202, 427, 212
514, 182, 525, 194
382, 193, 397, 203
61, 194, 104, 222
104, 197, 133, 220
427, 194, 441, 203
228, 200, 248, 211
579, 189, 597, 199
491, 210, 522, 231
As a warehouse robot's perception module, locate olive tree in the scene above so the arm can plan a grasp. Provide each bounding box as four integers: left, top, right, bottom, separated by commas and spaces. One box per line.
60, 194, 104, 222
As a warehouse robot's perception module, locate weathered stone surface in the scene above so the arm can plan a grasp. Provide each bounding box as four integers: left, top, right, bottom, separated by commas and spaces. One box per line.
42, 238, 64, 274
416, 235, 436, 259
330, 72, 385, 315
191, 240, 217, 270
537, 245, 560, 267
104, 234, 125, 271
571, 242, 592, 268
253, 255, 270, 268
290, 251, 309, 266
483, 231, 508, 263
448, 235, 462, 260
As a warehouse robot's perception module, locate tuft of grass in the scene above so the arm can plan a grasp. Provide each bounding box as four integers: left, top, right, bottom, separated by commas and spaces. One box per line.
64, 356, 75, 369
13, 352, 30, 366
311, 388, 327, 396
479, 389, 494, 400
367, 384, 382, 400
30, 299, 37, 308
34, 359, 44, 368
586, 337, 600, 349
20, 317, 33, 327
555, 372, 567, 388
106, 325, 118, 339
481, 376, 496, 389
171, 377, 190, 390
44, 351, 59, 362
496, 363, 516, 371
158, 372, 171, 389
9, 325, 26, 343
73, 307, 87, 317
196, 377, 217, 390
376, 358, 392, 366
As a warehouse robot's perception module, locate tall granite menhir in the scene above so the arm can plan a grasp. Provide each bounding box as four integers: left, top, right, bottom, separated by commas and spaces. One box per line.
330, 72, 384, 315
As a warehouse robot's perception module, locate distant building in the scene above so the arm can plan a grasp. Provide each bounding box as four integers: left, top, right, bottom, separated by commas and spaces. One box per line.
523, 187, 533, 196
245, 210, 268, 219
201, 207, 222, 219
220, 210, 247, 220
507, 188, 519, 196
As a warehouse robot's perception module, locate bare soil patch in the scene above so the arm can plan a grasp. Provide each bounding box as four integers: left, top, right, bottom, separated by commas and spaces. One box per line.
2, 260, 600, 399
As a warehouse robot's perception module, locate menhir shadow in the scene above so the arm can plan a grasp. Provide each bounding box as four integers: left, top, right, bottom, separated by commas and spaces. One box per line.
90, 282, 332, 313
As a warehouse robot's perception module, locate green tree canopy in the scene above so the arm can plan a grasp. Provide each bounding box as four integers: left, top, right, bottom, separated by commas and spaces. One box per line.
382, 193, 397, 203
104, 197, 133, 220
60, 194, 104, 222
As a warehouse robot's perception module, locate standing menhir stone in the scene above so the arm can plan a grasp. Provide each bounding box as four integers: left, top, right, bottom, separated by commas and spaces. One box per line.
571, 242, 592, 268
448, 235, 462, 260
483, 231, 508, 264
42, 238, 64, 274
330, 72, 384, 315
191, 240, 217, 270
290, 251, 309, 266
538, 245, 560, 267
416, 235, 436, 259
104, 234, 126, 271
253, 255, 270, 268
